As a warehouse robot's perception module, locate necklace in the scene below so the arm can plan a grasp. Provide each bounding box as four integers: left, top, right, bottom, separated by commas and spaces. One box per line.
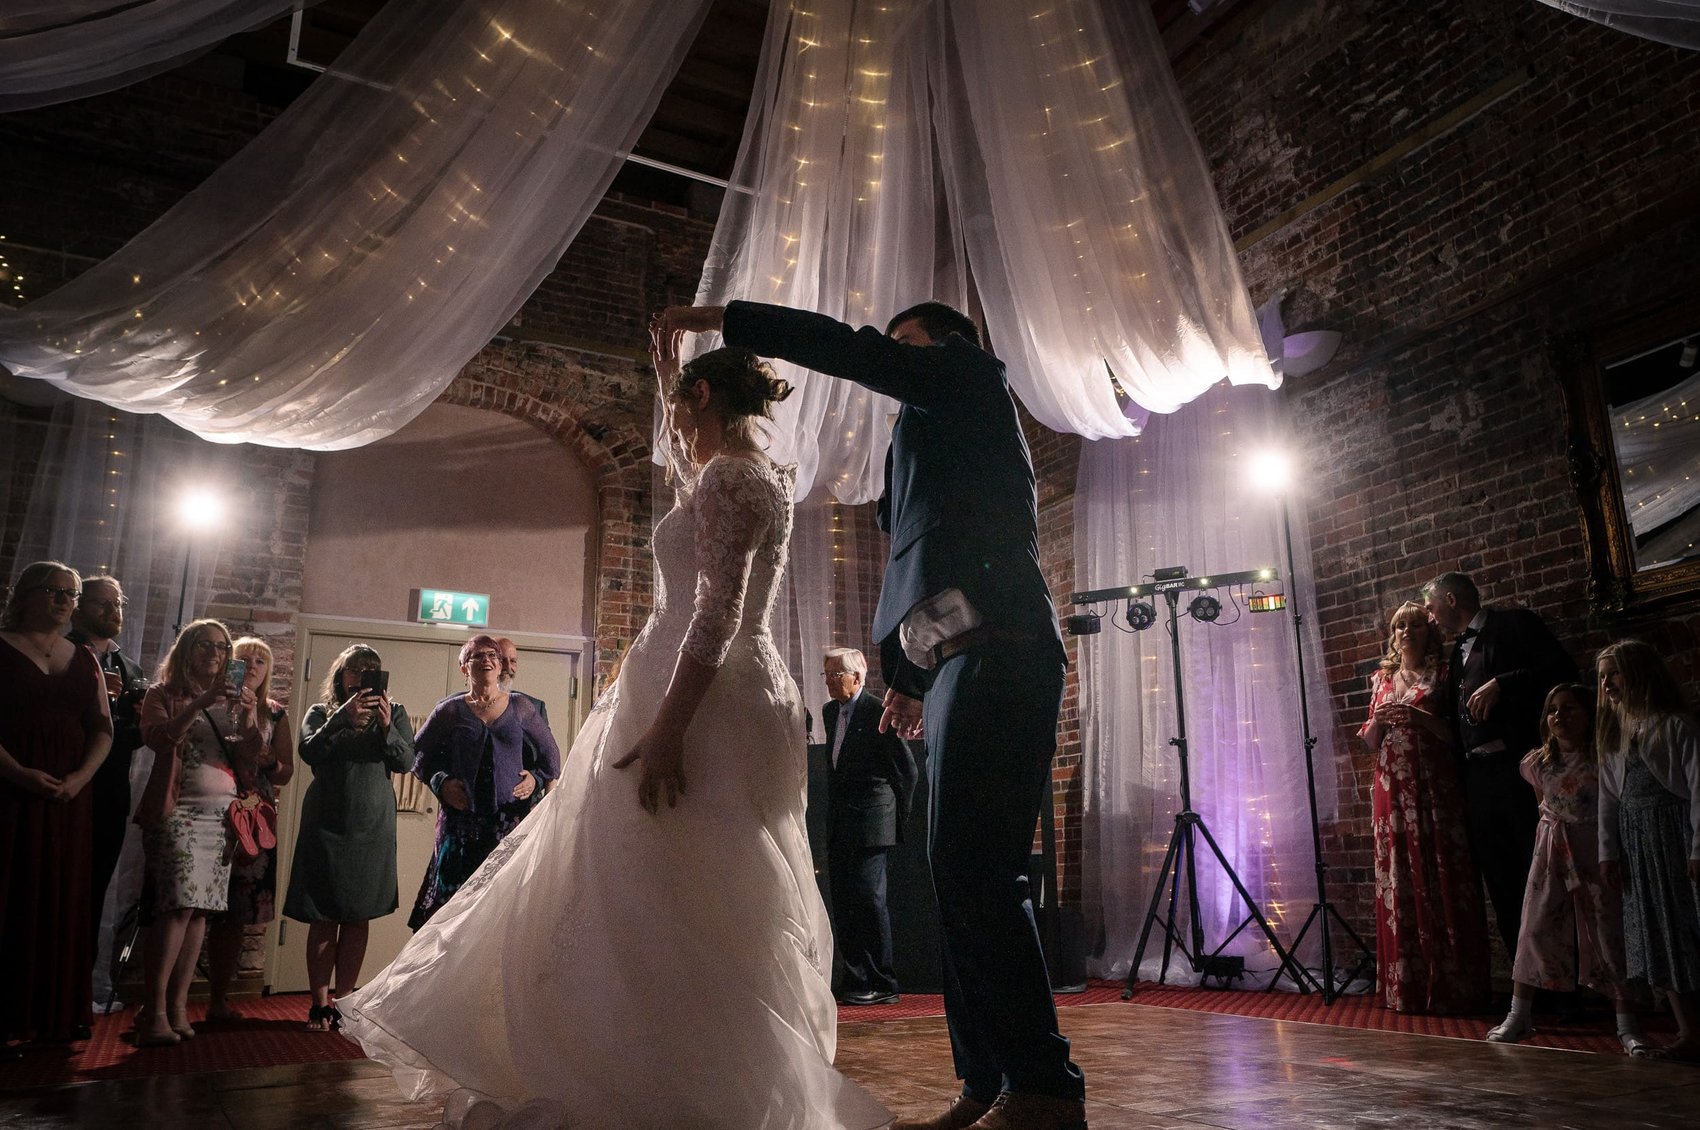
466, 687, 501, 709
17, 630, 58, 662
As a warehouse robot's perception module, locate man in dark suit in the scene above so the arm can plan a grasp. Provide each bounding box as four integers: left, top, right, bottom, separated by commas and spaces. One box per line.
497, 636, 552, 801
662, 299, 1086, 1130
821, 646, 917, 1006
69, 575, 148, 955
1424, 571, 1576, 956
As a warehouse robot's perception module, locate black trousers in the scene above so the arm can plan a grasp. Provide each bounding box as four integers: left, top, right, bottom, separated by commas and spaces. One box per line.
1464, 751, 1540, 957
923, 649, 1083, 1103
88, 750, 133, 948
829, 843, 897, 995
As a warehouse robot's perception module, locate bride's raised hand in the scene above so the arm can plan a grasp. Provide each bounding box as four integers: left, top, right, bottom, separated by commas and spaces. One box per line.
612, 723, 687, 814
649, 320, 684, 387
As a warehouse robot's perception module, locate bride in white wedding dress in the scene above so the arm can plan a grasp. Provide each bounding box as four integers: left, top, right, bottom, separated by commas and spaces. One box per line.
341, 331, 891, 1130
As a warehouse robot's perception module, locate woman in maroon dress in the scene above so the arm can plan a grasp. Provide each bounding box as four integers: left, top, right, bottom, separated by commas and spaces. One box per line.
1358, 601, 1489, 1014
0, 561, 113, 1054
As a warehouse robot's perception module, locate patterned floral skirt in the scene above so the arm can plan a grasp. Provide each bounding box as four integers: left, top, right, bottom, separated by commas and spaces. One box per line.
1620, 753, 1700, 993
146, 802, 232, 914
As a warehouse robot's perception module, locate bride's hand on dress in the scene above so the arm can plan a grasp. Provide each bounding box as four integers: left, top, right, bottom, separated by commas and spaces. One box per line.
612, 724, 686, 814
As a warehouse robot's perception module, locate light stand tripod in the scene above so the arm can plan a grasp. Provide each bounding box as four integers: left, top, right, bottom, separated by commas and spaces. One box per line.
1264, 495, 1374, 1001
1073, 568, 1308, 998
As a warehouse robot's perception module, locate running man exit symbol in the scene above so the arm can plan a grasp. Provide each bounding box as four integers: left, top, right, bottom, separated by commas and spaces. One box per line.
413, 589, 490, 627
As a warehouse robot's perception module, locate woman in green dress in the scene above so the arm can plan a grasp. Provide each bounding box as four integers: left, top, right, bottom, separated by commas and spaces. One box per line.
282, 644, 414, 1031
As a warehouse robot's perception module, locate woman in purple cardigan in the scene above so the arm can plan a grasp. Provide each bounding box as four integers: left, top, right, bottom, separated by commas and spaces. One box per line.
407, 634, 559, 930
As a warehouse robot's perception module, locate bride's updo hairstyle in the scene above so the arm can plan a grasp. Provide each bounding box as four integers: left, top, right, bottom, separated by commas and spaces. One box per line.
675, 347, 792, 428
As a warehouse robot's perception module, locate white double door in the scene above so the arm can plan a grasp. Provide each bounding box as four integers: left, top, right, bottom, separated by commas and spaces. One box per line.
265, 616, 584, 994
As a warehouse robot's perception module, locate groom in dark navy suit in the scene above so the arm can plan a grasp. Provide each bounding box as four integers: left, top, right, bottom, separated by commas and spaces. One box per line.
661, 299, 1087, 1130
821, 646, 917, 1006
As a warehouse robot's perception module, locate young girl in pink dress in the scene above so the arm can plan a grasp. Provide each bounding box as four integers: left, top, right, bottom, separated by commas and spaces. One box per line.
1485, 684, 1646, 1053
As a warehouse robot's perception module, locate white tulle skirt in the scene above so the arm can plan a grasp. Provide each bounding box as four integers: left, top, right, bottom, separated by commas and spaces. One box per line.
341, 638, 891, 1130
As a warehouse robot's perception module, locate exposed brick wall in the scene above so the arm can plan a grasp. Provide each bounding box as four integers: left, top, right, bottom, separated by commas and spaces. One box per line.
1028, 0, 1700, 946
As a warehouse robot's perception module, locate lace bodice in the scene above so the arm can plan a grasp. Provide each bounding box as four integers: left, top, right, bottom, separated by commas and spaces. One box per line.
649, 454, 794, 668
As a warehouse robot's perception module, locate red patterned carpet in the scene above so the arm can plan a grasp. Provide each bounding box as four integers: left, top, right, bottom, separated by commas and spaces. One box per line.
1, 981, 1642, 1089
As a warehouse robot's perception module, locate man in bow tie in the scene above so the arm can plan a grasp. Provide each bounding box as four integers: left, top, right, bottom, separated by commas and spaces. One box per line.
1424, 571, 1575, 957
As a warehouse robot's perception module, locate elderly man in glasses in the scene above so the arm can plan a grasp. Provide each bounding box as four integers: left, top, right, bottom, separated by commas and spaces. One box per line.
821, 646, 917, 1006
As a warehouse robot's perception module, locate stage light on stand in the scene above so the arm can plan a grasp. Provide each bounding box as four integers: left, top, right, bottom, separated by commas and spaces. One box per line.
1248, 449, 1293, 493
172, 485, 227, 633
1187, 594, 1221, 623
176, 486, 227, 532
1126, 600, 1157, 630
1249, 592, 1287, 613
1065, 611, 1102, 636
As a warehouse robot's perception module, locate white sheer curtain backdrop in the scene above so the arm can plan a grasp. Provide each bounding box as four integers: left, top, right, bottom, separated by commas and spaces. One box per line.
1074, 381, 1337, 986
1535, 0, 1700, 48
9, 390, 228, 669
0, 0, 712, 449
0, 1, 301, 111
693, 0, 1273, 504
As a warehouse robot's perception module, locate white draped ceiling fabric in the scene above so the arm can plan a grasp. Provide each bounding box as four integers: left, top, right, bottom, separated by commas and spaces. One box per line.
695, 0, 1274, 505
0, 0, 713, 449
1536, 0, 1700, 48
1073, 385, 1337, 985
0, 1, 301, 112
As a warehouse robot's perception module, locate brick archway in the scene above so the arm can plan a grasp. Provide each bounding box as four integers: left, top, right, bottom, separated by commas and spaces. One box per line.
440, 341, 658, 690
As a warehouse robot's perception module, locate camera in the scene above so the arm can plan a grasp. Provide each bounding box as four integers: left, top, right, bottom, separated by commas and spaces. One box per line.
359, 669, 390, 695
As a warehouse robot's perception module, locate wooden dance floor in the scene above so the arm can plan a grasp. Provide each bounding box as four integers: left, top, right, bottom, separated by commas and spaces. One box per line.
2, 1000, 1697, 1128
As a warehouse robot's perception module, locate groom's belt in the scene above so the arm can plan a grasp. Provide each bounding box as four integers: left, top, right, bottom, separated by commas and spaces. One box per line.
931, 625, 1044, 665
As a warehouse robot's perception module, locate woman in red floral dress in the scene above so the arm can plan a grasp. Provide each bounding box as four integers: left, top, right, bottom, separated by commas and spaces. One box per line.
1359, 601, 1490, 1014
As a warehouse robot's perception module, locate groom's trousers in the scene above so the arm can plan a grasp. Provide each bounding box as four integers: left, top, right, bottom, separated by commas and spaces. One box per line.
922, 647, 1084, 1104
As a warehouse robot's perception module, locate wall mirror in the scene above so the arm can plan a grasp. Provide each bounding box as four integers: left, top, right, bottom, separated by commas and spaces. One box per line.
1558, 296, 1700, 615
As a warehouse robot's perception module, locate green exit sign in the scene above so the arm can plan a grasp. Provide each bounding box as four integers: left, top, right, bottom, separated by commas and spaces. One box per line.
415, 589, 490, 627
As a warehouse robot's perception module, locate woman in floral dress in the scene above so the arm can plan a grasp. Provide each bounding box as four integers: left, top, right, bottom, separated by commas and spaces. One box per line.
1359, 601, 1489, 1014
134, 619, 265, 1045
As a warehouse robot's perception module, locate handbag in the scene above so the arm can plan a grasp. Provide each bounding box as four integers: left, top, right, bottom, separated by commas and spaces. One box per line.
203, 708, 278, 862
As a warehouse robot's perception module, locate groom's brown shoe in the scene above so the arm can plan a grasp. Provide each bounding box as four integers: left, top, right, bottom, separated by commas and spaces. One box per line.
890, 1094, 992, 1130
967, 1091, 1087, 1130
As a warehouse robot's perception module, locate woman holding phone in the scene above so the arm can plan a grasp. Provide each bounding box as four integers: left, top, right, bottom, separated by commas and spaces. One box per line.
135, 618, 264, 1046
282, 644, 415, 1031
205, 636, 295, 1021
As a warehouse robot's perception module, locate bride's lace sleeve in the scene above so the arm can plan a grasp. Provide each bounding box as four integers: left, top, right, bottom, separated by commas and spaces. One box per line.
681, 456, 772, 667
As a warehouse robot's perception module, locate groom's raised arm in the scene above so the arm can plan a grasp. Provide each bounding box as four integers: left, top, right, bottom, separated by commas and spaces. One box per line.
663, 301, 969, 410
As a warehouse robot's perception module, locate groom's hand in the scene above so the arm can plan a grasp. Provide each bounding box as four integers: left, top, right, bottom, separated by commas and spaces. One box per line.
880, 689, 923, 742
657, 304, 726, 334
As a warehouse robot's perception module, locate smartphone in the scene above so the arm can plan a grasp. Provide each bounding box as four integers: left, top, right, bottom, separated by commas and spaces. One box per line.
225, 658, 248, 692
359, 669, 390, 695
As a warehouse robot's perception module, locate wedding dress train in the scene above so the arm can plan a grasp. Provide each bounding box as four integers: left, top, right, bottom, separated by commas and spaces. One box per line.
342, 455, 890, 1130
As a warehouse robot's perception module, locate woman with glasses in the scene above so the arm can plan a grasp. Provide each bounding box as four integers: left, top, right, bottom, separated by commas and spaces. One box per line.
406, 633, 559, 930
204, 636, 296, 1023
283, 643, 415, 1032
134, 619, 265, 1046
0, 561, 113, 1055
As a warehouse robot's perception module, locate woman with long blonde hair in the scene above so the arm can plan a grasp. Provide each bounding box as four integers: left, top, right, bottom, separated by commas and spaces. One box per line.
204, 636, 296, 1022
1358, 600, 1489, 1014
134, 619, 264, 1045
1596, 639, 1700, 1061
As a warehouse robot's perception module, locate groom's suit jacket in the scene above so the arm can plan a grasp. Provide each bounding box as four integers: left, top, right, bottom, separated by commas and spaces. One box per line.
722, 301, 1065, 695
1444, 607, 1574, 760
823, 691, 918, 849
